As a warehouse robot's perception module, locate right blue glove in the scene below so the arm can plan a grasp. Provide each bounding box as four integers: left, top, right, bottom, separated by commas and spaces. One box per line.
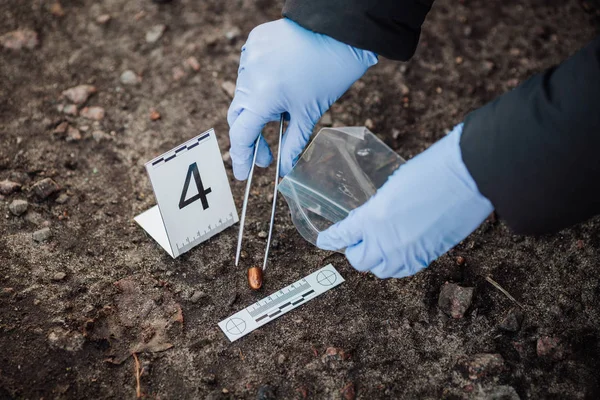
227, 18, 377, 180
317, 123, 494, 278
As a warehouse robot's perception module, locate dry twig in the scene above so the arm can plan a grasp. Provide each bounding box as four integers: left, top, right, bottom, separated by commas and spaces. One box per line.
485, 276, 524, 309
132, 353, 142, 398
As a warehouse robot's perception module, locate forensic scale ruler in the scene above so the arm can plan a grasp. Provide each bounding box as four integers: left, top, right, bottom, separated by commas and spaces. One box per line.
135, 129, 239, 258
219, 264, 344, 342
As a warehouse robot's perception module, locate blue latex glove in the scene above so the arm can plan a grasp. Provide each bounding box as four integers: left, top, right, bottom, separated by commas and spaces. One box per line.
227, 18, 377, 180
317, 124, 494, 278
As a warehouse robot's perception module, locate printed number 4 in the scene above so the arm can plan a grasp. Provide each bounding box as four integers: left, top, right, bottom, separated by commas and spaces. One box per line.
179, 162, 212, 210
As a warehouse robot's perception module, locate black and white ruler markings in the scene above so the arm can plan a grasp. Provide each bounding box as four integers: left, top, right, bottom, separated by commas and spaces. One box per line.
135, 129, 239, 258
219, 264, 344, 342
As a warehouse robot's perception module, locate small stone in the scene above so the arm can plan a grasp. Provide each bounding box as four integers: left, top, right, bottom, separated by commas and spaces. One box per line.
483, 60, 495, 74
33, 227, 52, 242
221, 81, 236, 98
400, 83, 410, 95
0, 180, 21, 195
201, 373, 217, 384
26, 211, 45, 226
227, 292, 238, 307
256, 385, 276, 400
66, 126, 81, 141
509, 48, 521, 56
185, 56, 200, 71
277, 354, 286, 364
32, 178, 59, 199
92, 130, 109, 142
120, 70, 141, 85
392, 129, 401, 140
55, 193, 69, 204
9, 199, 28, 216
322, 347, 349, 363
320, 112, 333, 126
436, 87, 443, 94
62, 84, 96, 104
62, 104, 78, 116
258, 231, 268, 239
53, 121, 69, 134
222, 151, 231, 163
455, 56, 464, 64
267, 193, 274, 202
340, 382, 355, 400
50, 1, 65, 17
48, 327, 84, 351
438, 282, 474, 318
96, 14, 111, 24
457, 353, 504, 380
52, 272, 67, 281
498, 308, 524, 332
146, 24, 166, 43
224, 27, 241, 41
222, 388, 229, 394
506, 78, 519, 88
536, 336, 565, 360
190, 291, 204, 304
364, 118, 375, 130
172, 66, 185, 81
80, 106, 105, 121
149, 109, 161, 121
456, 256, 466, 265
0, 29, 39, 50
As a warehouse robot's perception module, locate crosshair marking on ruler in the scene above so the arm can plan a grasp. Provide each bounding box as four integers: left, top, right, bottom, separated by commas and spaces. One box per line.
317, 270, 337, 286
225, 318, 246, 335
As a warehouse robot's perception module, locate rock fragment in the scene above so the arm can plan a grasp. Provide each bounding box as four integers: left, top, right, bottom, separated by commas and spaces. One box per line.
33, 227, 52, 242
185, 56, 200, 71
62, 84, 96, 104
457, 353, 504, 380
80, 106, 105, 120
62, 104, 78, 116
53, 121, 69, 134
96, 14, 111, 24
536, 336, 565, 360
256, 385, 275, 400
52, 272, 67, 281
221, 81, 236, 98
0, 29, 39, 50
66, 126, 82, 141
189, 291, 204, 304
8, 199, 28, 216
48, 327, 85, 351
50, 1, 65, 17
498, 308, 524, 332
120, 70, 141, 85
258, 231, 267, 239
32, 178, 59, 199
340, 382, 355, 400
364, 118, 375, 130
55, 193, 69, 204
438, 282, 474, 318
146, 24, 166, 43
0, 180, 21, 195
225, 27, 241, 41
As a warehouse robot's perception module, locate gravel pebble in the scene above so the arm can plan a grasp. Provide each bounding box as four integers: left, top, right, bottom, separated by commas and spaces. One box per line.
457, 353, 504, 380
62, 104, 78, 116
0, 180, 21, 195
186, 56, 200, 71
0, 29, 39, 50
8, 199, 28, 216
52, 272, 67, 281
258, 231, 268, 239
33, 227, 52, 242
66, 126, 81, 141
32, 178, 59, 199
190, 291, 205, 304
146, 24, 166, 43
62, 84, 96, 104
438, 282, 474, 318
221, 81, 236, 98
80, 106, 105, 121
55, 193, 69, 204
96, 14, 111, 24
365, 118, 375, 130
120, 70, 141, 85
498, 308, 524, 332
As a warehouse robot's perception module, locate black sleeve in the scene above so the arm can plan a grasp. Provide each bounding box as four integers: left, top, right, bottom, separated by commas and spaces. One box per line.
460, 36, 600, 235
282, 0, 434, 61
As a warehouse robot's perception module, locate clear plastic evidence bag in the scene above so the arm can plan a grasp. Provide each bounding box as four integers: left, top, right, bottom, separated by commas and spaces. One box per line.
278, 126, 405, 248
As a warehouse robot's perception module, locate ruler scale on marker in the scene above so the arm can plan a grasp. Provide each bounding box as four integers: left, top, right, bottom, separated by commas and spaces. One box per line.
219, 264, 344, 342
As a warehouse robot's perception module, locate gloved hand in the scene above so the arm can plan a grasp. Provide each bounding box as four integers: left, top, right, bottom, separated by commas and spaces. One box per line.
227, 18, 377, 180
316, 123, 494, 278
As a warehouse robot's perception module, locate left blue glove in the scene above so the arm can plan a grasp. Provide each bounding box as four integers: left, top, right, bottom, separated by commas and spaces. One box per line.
316, 123, 494, 278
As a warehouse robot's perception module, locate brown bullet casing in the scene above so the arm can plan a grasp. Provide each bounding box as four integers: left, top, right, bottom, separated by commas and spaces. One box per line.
248, 266, 263, 290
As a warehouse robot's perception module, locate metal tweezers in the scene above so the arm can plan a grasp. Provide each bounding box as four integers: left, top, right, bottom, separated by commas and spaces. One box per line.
235, 114, 284, 270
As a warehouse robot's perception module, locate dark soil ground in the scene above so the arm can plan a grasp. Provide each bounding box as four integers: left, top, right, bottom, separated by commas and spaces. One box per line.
1, 0, 600, 399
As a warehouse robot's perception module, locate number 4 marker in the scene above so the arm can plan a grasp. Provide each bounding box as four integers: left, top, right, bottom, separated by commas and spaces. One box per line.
135, 129, 239, 258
